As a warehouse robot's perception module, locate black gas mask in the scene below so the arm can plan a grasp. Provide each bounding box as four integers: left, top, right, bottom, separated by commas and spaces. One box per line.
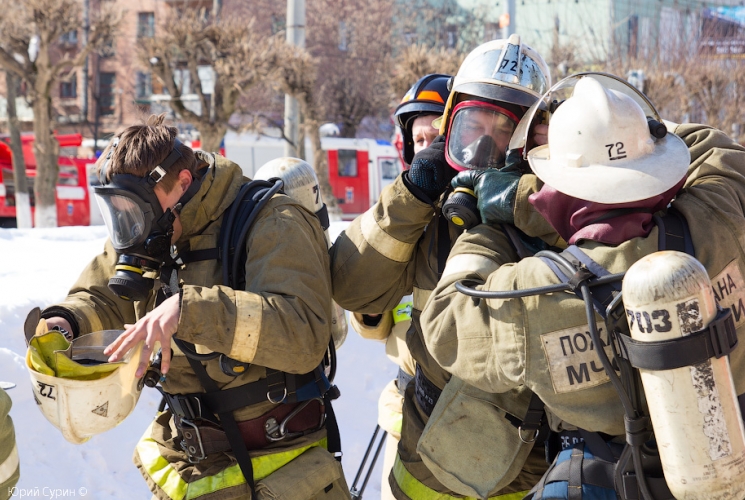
94, 138, 198, 301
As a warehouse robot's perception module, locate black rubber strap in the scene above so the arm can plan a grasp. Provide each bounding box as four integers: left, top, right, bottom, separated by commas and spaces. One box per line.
316, 204, 330, 231
179, 247, 219, 263
199, 369, 322, 413
539, 247, 621, 319
180, 343, 256, 498
323, 387, 343, 461
517, 392, 546, 432
617, 307, 737, 370
654, 208, 694, 255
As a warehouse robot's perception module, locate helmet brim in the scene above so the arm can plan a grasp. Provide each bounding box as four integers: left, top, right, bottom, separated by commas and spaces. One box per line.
454, 81, 539, 109
528, 133, 690, 204
395, 102, 447, 128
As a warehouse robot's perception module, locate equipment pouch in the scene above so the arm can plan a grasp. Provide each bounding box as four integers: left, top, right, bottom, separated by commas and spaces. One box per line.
256, 446, 349, 500
417, 376, 535, 498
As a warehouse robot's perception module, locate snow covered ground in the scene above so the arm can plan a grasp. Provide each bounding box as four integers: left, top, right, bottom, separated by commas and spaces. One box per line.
0, 221, 395, 499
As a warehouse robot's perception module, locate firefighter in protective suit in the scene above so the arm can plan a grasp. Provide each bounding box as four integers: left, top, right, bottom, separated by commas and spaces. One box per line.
26, 115, 349, 500
421, 75, 745, 497
0, 386, 19, 500
330, 36, 554, 499
348, 73, 449, 500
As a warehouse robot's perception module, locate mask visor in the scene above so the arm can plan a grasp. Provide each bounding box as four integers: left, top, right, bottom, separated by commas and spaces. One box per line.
94, 192, 149, 250
446, 101, 519, 171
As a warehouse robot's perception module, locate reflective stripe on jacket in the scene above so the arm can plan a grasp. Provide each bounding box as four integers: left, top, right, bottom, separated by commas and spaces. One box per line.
136, 418, 328, 500
391, 455, 528, 500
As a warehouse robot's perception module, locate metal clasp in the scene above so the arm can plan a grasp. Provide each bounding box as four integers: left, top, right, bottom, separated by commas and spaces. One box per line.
265, 398, 326, 442
179, 418, 207, 463
267, 387, 288, 404
518, 425, 539, 444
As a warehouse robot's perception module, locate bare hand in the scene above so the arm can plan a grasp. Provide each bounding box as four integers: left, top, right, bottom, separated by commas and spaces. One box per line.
104, 293, 180, 377
43, 317, 73, 337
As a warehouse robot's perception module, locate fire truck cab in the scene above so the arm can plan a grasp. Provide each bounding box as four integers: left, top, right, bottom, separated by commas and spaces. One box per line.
224, 133, 404, 220
0, 133, 96, 227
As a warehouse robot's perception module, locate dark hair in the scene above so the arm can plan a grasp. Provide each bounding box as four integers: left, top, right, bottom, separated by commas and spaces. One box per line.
97, 114, 197, 191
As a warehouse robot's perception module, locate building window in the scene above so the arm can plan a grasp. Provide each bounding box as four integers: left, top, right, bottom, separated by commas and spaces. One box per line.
98, 72, 116, 116
379, 158, 399, 180
60, 74, 77, 98
99, 37, 116, 58
339, 21, 349, 51
135, 71, 152, 100
60, 30, 78, 46
271, 14, 285, 35
137, 12, 155, 38
337, 150, 357, 177
446, 25, 458, 48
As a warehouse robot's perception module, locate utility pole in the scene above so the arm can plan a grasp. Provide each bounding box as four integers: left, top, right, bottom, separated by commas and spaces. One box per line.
502, 0, 516, 38
284, 0, 305, 157
81, 0, 89, 124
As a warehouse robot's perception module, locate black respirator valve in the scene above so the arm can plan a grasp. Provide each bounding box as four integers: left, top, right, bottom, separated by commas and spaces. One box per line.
443, 187, 480, 230
109, 254, 156, 301
219, 355, 250, 376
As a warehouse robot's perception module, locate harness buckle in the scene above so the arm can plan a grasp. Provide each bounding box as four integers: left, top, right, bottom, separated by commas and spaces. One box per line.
178, 418, 207, 463
170, 395, 202, 421
265, 398, 326, 442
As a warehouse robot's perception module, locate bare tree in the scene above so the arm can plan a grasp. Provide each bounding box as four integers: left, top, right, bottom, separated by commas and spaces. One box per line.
393, 0, 490, 53
608, 18, 745, 142
307, 0, 395, 138
141, 8, 288, 153
391, 45, 464, 100
4, 72, 31, 228
272, 43, 340, 214
0, 0, 120, 227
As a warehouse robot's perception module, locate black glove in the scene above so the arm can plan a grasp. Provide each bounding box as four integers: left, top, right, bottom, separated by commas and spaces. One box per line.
405, 135, 455, 202
451, 168, 521, 225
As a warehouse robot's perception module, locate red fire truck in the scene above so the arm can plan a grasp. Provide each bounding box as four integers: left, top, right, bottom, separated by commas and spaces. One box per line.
0, 133, 96, 227
224, 134, 404, 219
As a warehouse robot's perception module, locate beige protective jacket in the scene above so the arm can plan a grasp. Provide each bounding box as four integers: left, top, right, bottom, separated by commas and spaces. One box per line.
0, 388, 19, 500
331, 176, 468, 392
43, 154, 343, 500
330, 176, 550, 497
421, 124, 745, 436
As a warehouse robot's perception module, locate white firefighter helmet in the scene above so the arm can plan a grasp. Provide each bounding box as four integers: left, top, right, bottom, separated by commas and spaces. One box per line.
255, 157, 326, 229
255, 157, 322, 212
436, 34, 551, 171
507, 71, 667, 166
26, 327, 144, 444
254, 157, 348, 349
526, 75, 689, 204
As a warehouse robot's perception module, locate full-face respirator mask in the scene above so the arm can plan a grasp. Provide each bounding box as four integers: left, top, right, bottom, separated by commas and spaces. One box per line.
93, 137, 198, 301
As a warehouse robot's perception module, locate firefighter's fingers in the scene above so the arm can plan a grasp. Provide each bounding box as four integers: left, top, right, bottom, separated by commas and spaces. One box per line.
160, 337, 173, 376
105, 323, 143, 362
136, 327, 158, 378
